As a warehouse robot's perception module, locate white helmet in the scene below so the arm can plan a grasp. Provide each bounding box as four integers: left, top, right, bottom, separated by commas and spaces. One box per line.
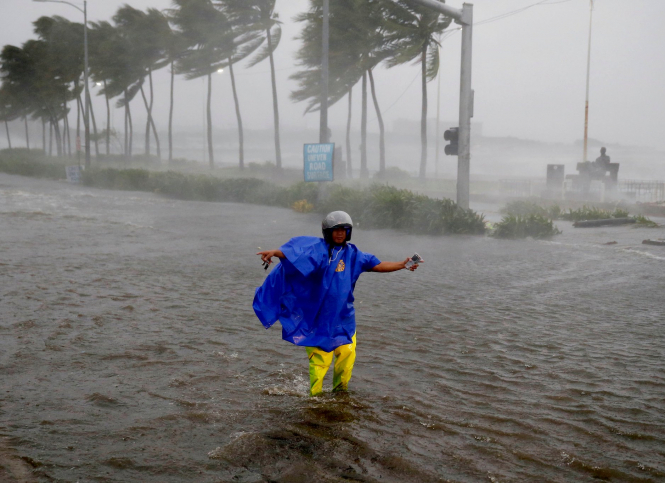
322, 211, 353, 243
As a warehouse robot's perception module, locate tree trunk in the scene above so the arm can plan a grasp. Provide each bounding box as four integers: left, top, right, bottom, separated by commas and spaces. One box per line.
207, 72, 214, 168
86, 88, 100, 156
346, 86, 352, 177
104, 80, 110, 155
63, 100, 72, 157
49, 120, 53, 156
76, 90, 81, 165
24, 117, 30, 150
168, 61, 174, 162
127, 99, 133, 158
266, 27, 282, 169
368, 68, 385, 175
360, 71, 368, 178
228, 59, 244, 170
148, 69, 161, 160
4, 120, 11, 150
53, 118, 63, 157
419, 44, 428, 180
124, 89, 129, 158
140, 84, 151, 156
42, 118, 46, 153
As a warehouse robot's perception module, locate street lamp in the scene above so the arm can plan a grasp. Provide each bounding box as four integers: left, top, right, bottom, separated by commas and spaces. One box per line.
582, 0, 594, 163
33, 0, 90, 168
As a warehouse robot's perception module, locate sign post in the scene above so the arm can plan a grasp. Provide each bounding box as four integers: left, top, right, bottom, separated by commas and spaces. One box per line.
304, 143, 335, 182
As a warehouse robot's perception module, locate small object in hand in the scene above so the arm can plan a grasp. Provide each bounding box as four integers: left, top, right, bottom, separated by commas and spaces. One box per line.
262, 261, 270, 270
406, 253, 424, 268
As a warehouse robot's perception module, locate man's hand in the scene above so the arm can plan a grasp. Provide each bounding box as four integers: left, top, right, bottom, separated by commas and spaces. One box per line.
257, 249, 285, 266
403, 257, 419, 272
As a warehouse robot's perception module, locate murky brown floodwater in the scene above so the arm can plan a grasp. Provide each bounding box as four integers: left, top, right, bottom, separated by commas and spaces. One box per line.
1, 172, 664, 482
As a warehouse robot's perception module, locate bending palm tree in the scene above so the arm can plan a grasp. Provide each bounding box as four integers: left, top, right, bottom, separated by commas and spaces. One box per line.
384, 0, 451, 179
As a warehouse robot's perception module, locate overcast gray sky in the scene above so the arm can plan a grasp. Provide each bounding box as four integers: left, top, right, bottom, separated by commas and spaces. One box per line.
1, 0, 664, 150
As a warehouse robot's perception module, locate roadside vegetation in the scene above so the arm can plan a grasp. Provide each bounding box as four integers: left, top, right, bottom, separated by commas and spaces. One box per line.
498, 199, 658, 231
490, 215, 562, 239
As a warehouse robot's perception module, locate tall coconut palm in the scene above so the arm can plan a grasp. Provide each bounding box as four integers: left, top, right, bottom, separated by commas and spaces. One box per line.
113, 6, 171, 160
221, 0, 283, 168
292, 0, 389, 177
171, 0, 235, 168
383, 0, 451, 179
1, 41, 70, 156
33, 16, 86, 157
159, 20, 188, 163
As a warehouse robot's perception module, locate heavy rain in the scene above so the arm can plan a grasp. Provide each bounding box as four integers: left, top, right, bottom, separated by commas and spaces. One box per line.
1, 0, 664, 482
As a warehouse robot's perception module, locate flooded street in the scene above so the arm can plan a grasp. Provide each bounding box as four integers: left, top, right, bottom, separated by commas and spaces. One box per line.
1, 172, 664, 482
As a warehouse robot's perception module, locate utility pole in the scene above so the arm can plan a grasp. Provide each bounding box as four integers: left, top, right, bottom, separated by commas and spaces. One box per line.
583, 0, 594, 163
402, 0, 474, 209
320, 0, 330, 144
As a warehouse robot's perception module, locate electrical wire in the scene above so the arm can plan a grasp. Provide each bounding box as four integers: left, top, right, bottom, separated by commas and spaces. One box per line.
367, 0, 572, 123
475, 0, 572, 27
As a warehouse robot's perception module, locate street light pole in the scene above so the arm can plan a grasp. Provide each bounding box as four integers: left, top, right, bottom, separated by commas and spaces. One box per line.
33, 0, 90, 167
582, 0, 594, 163
404, 0, 474, 209
83, 0, 90, 168
320, 0, 330, 144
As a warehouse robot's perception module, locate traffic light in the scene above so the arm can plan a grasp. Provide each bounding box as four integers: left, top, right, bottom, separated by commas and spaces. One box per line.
444, 127, 459, 156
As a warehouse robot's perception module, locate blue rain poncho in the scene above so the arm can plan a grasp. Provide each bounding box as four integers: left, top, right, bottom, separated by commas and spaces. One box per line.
253, 236, 381, 352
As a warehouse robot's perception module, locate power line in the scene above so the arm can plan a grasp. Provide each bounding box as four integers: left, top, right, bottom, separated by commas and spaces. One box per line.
475, 0, 572, 27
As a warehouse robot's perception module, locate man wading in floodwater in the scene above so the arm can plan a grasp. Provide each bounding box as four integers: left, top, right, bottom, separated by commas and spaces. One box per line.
253, 211, 419, 396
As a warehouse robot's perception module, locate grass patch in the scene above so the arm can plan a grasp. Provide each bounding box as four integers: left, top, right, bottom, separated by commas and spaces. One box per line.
490, 215, 562, 239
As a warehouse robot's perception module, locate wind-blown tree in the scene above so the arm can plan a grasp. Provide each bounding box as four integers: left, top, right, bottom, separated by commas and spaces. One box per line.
113, 6, 171, 160
0, 88, 16, 149
292, 0, 390, 177
221, 0, 283, 169
171, 0, 235, 168
1, 41, 70, 156
160, 20, 188, 163
208, 0, 265, 170
88, 21, 117, 155
91, 16, 146, 159
383, 0, 451, 179
33, 16, 86, 157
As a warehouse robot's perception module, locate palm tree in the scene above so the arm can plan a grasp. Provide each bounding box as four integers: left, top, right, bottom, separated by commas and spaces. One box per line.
292, 0, 389, 177
221, 0, 283, 169
1, 41, 70, 156
383, 0, 451, 179
159, 20, 187, 163
33, 16, 86, 157
113, 6, 171, 160
171, 0, 235, 168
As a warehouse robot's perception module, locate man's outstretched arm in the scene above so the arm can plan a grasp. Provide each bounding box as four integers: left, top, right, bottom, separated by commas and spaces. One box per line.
372, 258, 418, 273
257, 249, 285, 266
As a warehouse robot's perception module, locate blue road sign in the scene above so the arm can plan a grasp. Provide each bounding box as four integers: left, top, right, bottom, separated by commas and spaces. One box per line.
303, 143, 334, 182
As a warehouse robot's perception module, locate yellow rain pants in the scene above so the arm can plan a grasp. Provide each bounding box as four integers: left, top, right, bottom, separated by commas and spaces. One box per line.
306, 333, 357, 396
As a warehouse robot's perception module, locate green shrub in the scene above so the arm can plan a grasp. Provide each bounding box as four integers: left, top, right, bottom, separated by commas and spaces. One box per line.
0, 149, 66, 179
7, 162, 487, 237
491, 215, 562, 239
317, 184, 485, 235
560, 206, 623, 222
501, 200, 563, 220
633, 215, 659, 227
